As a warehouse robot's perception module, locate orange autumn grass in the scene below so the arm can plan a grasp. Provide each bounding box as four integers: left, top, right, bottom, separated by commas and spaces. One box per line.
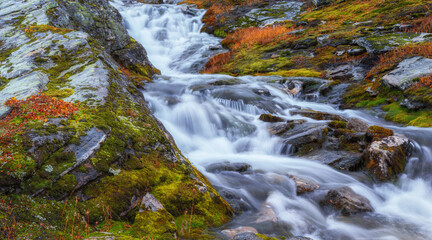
222, 25, 297, 51
203, 25, 297, 73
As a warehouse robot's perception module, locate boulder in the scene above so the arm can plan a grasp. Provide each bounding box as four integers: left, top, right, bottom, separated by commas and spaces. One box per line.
283, 80, 304, 97
400, 98, 426, 110
322, 187, 374, 216
382, 57, 432, 90
366, 125, 394, 141
255, 204, 278, 224
221, 226, 258, 239
364, 135, 412, 181
290, 176, 320, 194
347, 118, 369, 132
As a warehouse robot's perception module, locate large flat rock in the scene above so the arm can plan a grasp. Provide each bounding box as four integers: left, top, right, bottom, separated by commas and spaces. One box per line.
382, 56, 432, 90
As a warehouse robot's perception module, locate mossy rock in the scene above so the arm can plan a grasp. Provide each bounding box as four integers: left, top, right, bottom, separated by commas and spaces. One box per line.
366, 125, 394, 142
132, 209, 177, 239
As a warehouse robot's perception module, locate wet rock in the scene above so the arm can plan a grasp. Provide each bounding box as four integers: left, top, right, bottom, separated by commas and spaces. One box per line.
382, 57, 432, 90
322, 187, 374, 216
219, 189, 252, 214
259, 114, 285, 123
347, 118, 369, 132
233, 232, 262, 240
290, 109, 347, 121
221, 226, 258, 239
305, 150, 362, 171
140, 193, 164, 212
366, 125, 394, 142
206, 162, 252, 173
400, 98, 426, 110
255, 204, 278, 223
268, 120, 306, 135
283, 80, 304, 97
364, 135, 412, 181
290, 176, 320, 194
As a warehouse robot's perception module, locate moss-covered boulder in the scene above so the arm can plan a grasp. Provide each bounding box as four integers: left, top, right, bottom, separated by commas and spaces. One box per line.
363, 135, 412, 181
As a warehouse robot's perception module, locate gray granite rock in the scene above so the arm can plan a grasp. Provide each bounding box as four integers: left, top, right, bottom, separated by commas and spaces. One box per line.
382, 57, 432, 90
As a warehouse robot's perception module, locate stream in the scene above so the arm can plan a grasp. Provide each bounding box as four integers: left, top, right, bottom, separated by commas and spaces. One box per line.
113, 1, 432, 239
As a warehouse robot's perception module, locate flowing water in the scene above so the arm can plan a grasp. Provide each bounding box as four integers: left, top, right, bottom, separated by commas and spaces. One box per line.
113, 1, 432, 239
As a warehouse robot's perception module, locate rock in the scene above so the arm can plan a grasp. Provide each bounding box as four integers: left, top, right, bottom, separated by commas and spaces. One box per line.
259, 114, 285, 123
290, 109, 347, 121
284, 80, 304, 97
290, 176, 320, 194
206, 162, 252, 173
293, 37, 318, 49
268, 120, 306, 135
382, 57, 432, 90
305, 150, 362, 171
347, 118, 369, 132
282, 124, 328, 153
233, 232, 262, 240
219, 189, 252, 214
65, 128, 107, 163
322, 187, 374, 216
366, 125, 394, 141
364, 135, 412, 181
400, 98, 426, 110
255, 204, 278, 223
221, 226, 258, 239
140, 193, 164, 212
312, 0, 335, 7
347, 47, 366, 56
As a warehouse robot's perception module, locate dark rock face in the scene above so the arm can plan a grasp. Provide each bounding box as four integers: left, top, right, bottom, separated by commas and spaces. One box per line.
364, 135, 412, 181
322, 187, 374, 216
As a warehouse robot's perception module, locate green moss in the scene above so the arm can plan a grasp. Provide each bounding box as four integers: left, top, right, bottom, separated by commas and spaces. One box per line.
355, 97, 387, 108
132, 210, 176, 239
328, 120, 347, 129
45, 88, 75, 98
367, 125, 394, 141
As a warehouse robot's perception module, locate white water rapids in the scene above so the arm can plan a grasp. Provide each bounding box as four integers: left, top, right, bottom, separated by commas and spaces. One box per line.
113, 1, 432, 239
